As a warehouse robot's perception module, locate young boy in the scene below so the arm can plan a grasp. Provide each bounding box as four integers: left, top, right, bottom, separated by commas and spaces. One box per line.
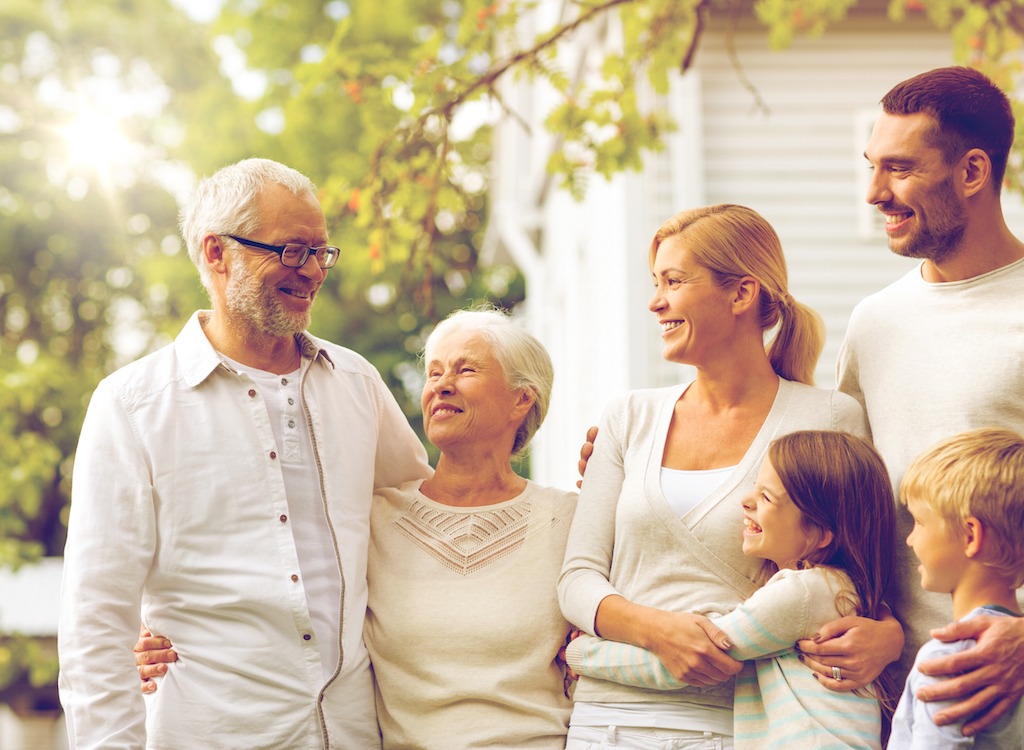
889, 428, 1024, 748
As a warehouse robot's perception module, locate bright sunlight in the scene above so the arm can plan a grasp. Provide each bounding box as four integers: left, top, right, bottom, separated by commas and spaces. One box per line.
57, 102, 137, 182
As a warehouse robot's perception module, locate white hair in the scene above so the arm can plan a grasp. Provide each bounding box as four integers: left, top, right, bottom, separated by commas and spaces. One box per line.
423, 307, 554, 455
179, 158, 317, 291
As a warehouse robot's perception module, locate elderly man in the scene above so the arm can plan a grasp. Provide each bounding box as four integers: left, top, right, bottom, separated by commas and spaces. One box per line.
58, 158, 430, 749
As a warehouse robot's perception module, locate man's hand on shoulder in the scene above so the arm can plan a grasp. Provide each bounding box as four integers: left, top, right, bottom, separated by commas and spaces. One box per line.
576, 426, 598, 489
917, 614, 1024, 736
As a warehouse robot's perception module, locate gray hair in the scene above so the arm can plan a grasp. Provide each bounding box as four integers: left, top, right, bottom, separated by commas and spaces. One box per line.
179, 158, 318, 291
423, 307, 554, 455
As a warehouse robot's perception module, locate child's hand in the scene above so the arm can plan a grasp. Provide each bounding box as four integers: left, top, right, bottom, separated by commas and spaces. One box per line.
796, 614, 903, 691
558, 628, 583, 698
917, 614, 1024, 737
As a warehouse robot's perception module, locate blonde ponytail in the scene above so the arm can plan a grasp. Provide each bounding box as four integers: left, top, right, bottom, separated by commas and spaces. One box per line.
767, 296, 824, 385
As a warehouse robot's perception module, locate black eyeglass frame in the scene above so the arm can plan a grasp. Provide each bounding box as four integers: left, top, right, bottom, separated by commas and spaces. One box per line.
222, 234, 340, 269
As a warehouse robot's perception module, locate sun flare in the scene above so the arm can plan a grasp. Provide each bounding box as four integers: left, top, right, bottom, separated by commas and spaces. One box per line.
57, 104, 136, 179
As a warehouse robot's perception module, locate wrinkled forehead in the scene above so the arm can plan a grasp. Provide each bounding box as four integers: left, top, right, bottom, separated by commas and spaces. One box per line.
424, 329, 495, 367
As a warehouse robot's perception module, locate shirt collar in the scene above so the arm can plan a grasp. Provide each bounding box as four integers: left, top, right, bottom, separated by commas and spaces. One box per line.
174, 311, 334, 388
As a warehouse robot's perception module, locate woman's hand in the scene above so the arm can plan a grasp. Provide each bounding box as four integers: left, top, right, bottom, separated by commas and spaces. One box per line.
916, 615, 1024, 737
134, 626, 178, 694
639, 609, 739, 688
795, 613, 903, 691
594, 595, 740, 688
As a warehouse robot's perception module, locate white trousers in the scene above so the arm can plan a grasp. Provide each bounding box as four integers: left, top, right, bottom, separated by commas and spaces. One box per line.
565, 724, 734, 750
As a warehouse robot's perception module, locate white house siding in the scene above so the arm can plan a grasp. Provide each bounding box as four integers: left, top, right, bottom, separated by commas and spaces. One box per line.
490, 1, 1024, 490
693, 12, 950, 388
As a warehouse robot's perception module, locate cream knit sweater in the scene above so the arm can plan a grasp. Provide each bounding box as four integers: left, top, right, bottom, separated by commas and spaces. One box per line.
558, 378, 869, 709
366, 479, 576, 749
837, 257, 1024, 680
566, 567, 882, 749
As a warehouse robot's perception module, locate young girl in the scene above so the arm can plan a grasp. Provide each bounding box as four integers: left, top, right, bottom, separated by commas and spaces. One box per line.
563, 430, 898, 749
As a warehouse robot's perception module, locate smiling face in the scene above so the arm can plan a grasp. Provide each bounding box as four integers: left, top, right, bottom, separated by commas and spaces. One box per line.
421, 330, 529, 455
648, 234, 736, 367
222, 183, 328, 338
905, 495, 968, 594
742, 458, 828, 570
864, 112, 967, 265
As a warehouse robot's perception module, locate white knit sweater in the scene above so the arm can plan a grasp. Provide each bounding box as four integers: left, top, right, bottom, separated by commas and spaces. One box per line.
837, 257, 1024, 679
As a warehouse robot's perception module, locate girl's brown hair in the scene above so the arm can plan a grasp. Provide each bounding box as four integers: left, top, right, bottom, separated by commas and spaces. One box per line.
768, 430, 899, 710
768, 430, 896, 619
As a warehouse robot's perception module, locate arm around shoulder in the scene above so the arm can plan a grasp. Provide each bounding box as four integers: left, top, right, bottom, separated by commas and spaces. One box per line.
557, 399, 628, 632
372, 371, 432, 488
916, 614, 1024, 734
59, 379, 155, 747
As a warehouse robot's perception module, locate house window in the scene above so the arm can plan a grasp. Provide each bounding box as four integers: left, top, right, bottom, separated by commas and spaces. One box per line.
856, 110, 885, 240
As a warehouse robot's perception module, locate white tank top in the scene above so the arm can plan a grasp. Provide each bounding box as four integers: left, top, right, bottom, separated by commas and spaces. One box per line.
660, 465, 736, 516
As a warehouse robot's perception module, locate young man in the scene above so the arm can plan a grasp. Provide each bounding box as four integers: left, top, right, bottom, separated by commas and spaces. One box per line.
890, 428, 1024, 747
58, 158, 431, 749
801, 66, 1024, 735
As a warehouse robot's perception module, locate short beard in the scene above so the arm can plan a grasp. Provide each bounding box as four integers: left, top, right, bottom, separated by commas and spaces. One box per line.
225, 269, 311, 340
888, 176, 966, 264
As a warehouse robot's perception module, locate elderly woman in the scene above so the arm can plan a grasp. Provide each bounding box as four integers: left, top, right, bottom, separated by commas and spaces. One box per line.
136, 307, 575, 748
365, 308, 575, 748
558, 205, 902, 749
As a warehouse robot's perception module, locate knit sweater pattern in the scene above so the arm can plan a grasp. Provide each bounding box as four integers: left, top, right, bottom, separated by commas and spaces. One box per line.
366, 479, 576, 749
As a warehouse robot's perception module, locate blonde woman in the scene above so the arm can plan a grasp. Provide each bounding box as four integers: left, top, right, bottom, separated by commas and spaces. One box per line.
558, 205, 902, 749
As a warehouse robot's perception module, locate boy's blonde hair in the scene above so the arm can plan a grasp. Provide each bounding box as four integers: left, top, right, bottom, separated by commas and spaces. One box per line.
900, 428, 1024, 586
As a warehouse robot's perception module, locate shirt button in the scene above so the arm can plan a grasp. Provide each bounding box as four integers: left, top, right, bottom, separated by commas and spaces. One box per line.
287, 419, 295, 428
303, 633, 312, 641
281, 377, 289, 386
291, 574, 299, 582
248, 389, 257, 398
287, 397, 294, 405
269, 451, 277, 460
279, 514, 287, 523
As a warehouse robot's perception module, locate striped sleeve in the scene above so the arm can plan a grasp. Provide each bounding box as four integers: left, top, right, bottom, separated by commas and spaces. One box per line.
564, 634, 689, 691
716, 571, 815, 661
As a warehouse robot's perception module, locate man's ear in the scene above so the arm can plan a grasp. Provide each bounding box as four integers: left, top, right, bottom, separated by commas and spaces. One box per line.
961, 148, 992, 199
202, 234, 228, 274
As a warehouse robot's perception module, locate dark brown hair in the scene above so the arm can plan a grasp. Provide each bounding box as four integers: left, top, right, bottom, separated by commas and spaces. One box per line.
882, 66, 1014, 190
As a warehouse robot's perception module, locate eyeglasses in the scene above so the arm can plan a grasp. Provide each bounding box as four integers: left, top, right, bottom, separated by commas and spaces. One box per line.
222, 234, 340, 269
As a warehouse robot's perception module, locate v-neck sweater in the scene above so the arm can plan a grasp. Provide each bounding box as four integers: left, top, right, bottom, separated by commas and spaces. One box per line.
557, 378, 869, 707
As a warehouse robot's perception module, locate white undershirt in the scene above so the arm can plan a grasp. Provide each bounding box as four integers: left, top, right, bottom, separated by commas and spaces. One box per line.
660, 465, 736, 517
567, 465, 740, 734
224, 357, 341, 681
